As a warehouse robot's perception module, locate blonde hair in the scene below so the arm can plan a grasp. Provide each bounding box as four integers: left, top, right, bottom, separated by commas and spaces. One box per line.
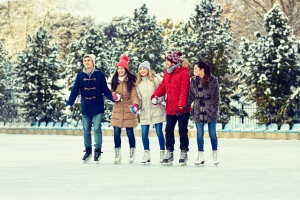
136, 69, 156, 86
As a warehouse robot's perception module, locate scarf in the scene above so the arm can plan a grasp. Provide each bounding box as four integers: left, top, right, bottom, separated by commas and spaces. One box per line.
167, 63, 181, 74
118, 73, 127, 82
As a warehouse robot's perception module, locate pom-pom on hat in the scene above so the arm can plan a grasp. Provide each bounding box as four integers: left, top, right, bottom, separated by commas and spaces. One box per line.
166, 52, 183, 64
138, 61, 151, 71
83, 54, 96, 65
116, 55, 130, 71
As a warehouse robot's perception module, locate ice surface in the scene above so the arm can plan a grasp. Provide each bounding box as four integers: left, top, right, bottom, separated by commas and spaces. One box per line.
0, 133, 299, 200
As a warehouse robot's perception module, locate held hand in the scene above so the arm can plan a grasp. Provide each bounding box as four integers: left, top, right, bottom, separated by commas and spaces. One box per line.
113, 93, 122, 101
175, 107, 185, 116
65, 105, 72, 116
151, 96, 159, 105
129, 104, 139, 114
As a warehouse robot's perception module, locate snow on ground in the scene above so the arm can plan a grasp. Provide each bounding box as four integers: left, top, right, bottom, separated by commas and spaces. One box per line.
0, 133, 299, 200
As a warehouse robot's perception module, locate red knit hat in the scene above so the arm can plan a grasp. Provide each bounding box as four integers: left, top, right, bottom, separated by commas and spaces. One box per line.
116, 55, 130, 71
166, 52, 183, 64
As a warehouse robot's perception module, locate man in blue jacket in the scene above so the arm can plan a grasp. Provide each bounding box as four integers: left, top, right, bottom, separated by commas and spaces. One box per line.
66, 54, 113, 163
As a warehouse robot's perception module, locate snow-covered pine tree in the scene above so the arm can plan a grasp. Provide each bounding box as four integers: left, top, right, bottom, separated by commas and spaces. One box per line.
166, 21, 194, 64
14, 27, 63, 124
234, 5, 300, 124
188, 0, 245, 124
127, 4, 166, 73
0, 42, 18, 122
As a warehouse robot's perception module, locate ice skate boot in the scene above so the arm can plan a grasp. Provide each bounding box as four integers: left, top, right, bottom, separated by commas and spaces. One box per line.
195, 151, 205, 166
128, 147, 135, 164
179, 150, 188, 166
141, 150, 150, 164
162, 150, 173, 166
82, 147, 92, 163
114, 148, 122, 164
94, 148, 102, 164
213, 150, 219, 166
159, 150, 165, 164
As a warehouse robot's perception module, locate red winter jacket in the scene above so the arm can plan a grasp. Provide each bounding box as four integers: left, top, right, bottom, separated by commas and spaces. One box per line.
152, 66, 191, 115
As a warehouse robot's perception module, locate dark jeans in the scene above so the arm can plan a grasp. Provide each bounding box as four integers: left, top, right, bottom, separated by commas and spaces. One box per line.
113, 127, 135, 148
165, 113, 190, 152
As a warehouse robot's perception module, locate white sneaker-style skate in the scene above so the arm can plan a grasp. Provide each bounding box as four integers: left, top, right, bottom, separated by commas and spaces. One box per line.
163, 150, 173, 166
114, 148, 122, 164
128, 147, 135, 164
195, 151, 205, 166
179, 150, 188, 166
213, 150, 219, 166
141, 150, 150, 164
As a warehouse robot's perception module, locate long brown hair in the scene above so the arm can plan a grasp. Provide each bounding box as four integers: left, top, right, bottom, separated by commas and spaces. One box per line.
195, 61, 212, 88
111, 68, 137, 92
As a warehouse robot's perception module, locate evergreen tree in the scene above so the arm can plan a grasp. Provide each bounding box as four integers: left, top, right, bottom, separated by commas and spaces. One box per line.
14, 27, 63, 123
127, 4, 166, 73
233, 5, 300, 124
0, 42, 18, 122
188, 0, 245, 124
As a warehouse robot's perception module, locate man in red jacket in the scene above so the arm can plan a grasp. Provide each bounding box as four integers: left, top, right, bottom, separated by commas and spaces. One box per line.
151, 51, 191, 166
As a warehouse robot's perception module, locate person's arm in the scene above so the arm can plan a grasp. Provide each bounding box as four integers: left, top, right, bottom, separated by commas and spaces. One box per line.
101, 72, 113, 101
66, 74, 80, 106
151, 73, 166, 98
210, 77, 220, 116
186, 79, 195, 108
178, 71, 190, 108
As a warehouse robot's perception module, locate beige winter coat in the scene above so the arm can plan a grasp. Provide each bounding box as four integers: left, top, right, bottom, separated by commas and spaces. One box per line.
136, 76, 166, 125
111, 78, 139, 128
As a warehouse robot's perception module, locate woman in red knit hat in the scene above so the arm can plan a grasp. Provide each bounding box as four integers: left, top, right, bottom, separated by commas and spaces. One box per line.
110, 55, 140, 164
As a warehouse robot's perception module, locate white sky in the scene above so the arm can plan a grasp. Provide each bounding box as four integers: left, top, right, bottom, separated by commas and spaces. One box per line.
75, 0, 199, 23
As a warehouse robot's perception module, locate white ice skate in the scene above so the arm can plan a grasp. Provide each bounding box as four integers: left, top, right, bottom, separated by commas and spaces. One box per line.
195, 151, 205, 167
128, 147, 135, 164
114, 148, 122, 164
159, 150, 165, 164
141, 150, 150, 164
179, 150, 188, 166
213, 150, 219, 166
163, 150, 173, 166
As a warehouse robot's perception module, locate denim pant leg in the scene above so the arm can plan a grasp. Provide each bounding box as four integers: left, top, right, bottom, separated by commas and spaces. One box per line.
113, 126, 122, 148
208, 117, 218, 151
165, 115, 177, 152
195, 122, 205, 151
126, 128, 135, 148
178, 112, 189, 151
141, 125, 150, 150
154, 122, 165, 150
93, 113, 103, 149
82, 114, 92, 148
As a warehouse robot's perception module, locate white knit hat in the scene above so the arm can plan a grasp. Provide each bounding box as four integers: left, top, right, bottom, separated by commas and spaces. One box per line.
83, 54, 96, 65
138, 61, 151, 71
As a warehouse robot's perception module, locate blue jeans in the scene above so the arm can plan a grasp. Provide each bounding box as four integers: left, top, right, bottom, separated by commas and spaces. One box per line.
114, 127, 135, 148
141, 123, 165, 151
195, 117, 218, 151
82, 113, 103, 149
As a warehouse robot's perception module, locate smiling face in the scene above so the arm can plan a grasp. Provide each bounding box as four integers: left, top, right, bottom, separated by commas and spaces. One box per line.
117, 66, 126, 77
194, 64, 204, 78
139, 67, 149, 77
83, 57, 94, 72
165, 60, 175, 69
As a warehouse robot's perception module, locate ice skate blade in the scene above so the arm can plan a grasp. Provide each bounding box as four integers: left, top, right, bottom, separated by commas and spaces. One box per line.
180, 163, 187, 166
114, 161, 121, 164
163, 162, 173, 166
214, 162, 219, 166
195, 163, 204, 167
141, 160, 150, 165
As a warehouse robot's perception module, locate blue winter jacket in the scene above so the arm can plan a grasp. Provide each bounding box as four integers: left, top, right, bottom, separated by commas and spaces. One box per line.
66, 68, 113, 116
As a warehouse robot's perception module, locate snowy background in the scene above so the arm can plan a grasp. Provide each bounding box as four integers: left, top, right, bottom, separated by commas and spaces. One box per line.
0, 133, 299, 200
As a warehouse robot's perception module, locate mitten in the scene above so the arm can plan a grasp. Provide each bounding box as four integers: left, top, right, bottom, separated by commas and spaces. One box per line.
151, 96, 159, 105
175, 107, 185, 116
113, 93, 122, 101
129, 104, 139, 114
65, 105, 72, 116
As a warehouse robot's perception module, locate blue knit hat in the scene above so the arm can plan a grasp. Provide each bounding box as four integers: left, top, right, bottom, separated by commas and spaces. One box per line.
138, 61, 151, 71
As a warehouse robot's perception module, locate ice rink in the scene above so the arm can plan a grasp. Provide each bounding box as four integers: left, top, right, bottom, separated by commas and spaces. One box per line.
0, 133, 299, 200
